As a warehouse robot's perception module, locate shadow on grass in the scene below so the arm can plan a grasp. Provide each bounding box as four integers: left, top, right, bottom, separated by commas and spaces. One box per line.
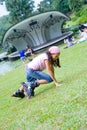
34, 83, 59, 97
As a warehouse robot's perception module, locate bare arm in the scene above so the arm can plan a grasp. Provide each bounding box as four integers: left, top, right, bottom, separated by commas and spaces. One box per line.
44, 59, 61, 86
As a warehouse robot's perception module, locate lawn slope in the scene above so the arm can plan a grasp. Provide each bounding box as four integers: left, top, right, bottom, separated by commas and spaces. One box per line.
0, 42, 87, 130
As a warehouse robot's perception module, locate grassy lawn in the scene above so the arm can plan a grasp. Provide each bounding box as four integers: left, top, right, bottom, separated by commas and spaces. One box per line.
0, 42, 87, 130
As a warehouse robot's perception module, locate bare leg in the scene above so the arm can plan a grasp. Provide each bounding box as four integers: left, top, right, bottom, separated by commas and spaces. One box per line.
20, 86, 25, 91
38, 79, 48, 84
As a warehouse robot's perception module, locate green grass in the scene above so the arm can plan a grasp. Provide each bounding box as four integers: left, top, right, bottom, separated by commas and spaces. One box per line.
0, 42, 87, 130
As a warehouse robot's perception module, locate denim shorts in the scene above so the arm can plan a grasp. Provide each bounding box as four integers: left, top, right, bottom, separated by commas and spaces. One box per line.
26, 68, 53, 83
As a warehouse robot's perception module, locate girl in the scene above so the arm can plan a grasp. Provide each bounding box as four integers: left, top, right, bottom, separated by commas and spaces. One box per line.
12, 46, 61, 99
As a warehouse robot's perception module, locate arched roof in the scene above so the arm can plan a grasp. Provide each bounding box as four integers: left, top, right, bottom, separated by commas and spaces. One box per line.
2, 11, 72, 51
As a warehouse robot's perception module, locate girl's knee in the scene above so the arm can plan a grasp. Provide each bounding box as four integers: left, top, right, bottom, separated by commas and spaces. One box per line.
47, 78, 53, 83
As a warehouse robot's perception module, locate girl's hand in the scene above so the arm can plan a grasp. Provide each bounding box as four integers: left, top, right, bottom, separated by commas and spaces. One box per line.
55, 82, 62, 87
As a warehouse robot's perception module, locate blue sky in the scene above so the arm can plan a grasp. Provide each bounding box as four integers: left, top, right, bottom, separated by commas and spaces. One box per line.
0, 0, 41, 17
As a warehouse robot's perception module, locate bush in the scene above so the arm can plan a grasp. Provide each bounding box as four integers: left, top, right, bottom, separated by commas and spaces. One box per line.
66, 5, 87, 25
77, 15, 87, 24
64, 25, 79, 33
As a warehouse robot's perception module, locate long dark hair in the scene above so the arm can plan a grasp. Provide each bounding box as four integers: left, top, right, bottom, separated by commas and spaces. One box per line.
46, 51, 61, 68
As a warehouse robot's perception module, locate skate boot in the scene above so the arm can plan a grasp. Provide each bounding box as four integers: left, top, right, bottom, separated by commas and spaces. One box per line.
21, 81, 40, 99
11, 89, 25, 98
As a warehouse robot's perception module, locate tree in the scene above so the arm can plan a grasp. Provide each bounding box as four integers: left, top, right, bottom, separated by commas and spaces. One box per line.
51, 0, 70, 13
37, 0, 53, 13
68, 0, 83, 11
0, 0, 35, 24
57, 0, 70, 13
0, 16, 12, 44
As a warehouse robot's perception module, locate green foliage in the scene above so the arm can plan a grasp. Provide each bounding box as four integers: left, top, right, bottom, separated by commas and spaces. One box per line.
66, 5, 87, 26
77, 15, 87, 24
68, 0, 83, 11
64, 25, 79, 33
76, 5, 87, 24
37, 0, 52, 13
57, 0, 70, 13
37, 0, 86, 14
0, 16, 12, 44
0, 42, 87, 129
51, 0, 70, 13
1, 0, 35, 24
